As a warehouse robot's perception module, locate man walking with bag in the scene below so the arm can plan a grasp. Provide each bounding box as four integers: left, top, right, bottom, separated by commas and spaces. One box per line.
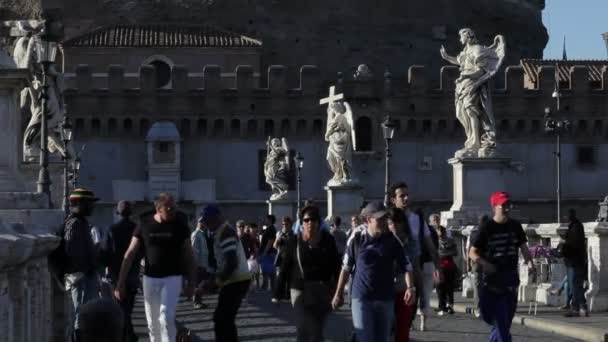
469, 192, 535, 342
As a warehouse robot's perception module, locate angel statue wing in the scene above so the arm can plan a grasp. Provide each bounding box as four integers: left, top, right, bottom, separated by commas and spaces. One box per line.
485, 35, 506, 79
343, 101, 357, 151
281, 137, 290, 170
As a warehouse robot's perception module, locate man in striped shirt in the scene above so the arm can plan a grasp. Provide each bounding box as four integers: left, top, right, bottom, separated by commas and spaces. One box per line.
200, 205, 251, 342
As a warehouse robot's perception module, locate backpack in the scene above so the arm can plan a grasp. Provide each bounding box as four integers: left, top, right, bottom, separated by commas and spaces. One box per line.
48, 222, 67, 288
350, 231, 363, 274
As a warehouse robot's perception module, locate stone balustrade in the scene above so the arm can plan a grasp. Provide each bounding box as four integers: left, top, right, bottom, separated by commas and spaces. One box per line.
452, 221, 608, 312
0, 217, 61, 342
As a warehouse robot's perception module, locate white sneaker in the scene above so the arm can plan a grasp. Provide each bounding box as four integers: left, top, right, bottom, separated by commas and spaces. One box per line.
420, 315, 426, 331
437, 310, 445, 316
474, 309, 481, 318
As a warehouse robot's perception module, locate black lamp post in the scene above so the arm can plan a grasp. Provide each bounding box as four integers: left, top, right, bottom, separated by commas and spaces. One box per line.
60, 116, 73, 216
545, 80, 570, 224
382, 115, 396, 207
35, 38, 58, 208
294, 152, 304, 215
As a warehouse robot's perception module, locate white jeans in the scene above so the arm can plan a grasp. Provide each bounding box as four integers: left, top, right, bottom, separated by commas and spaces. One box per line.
418, 262, 435, 316
143, 275, 182, 342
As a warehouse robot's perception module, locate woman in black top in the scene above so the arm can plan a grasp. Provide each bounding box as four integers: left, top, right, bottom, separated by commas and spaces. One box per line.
274, 205, 341, 342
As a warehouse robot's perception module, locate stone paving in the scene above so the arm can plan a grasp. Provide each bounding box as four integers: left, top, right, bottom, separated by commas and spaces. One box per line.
132, 289, 580, 341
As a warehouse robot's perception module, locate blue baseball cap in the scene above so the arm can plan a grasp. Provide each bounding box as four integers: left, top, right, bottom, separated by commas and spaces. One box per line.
200, 205, 221, 222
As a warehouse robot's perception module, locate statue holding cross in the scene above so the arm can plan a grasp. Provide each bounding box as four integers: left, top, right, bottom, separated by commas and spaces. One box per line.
320, 86, 357, 186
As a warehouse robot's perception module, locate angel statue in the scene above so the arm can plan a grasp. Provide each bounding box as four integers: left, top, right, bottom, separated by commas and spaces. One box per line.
11, 20, 70, 161
264, 137, 290, 200
324, 100, 356, 186
440, 28, 506, 158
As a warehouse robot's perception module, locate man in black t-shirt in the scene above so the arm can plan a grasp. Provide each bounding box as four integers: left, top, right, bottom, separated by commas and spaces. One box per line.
469, 192, 534, 342
114, 193, 196, 342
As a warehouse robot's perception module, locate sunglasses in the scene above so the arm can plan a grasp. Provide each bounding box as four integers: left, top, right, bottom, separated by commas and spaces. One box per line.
302, 217, 318, 223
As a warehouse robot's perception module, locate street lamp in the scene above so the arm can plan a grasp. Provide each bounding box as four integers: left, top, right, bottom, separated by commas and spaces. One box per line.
545, 80, 570, 224
294, 152, 304, 215
382, 115, 396, 207
60, 116, 73, 216
35, 37, 58, 208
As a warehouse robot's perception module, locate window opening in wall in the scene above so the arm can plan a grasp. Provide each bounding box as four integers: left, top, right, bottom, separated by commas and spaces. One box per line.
312, 119, 323, 136
264, 120, 274, 136
355, 117, 372, 151
159, 142, 169, 153
231, 119, 241, 137
296, 119, 307, 137
148, 60, 171, 88
124, 119, 133, 133
576, 146, 596, 167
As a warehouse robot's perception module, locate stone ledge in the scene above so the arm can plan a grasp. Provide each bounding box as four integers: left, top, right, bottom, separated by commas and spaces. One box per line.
0, 192, 50, 209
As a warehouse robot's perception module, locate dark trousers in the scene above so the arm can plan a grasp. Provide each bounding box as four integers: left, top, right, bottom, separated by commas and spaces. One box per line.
119, 289, 138, 342
479, 270, 519, 342
437, 265, 456, 310
214, 280, 251, 342
567, 266, 587, 310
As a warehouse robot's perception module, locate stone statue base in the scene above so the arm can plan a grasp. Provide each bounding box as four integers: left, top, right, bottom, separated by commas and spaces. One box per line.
441, 156, 512, 227
325, 184, 364, 221
267, 199, 296, 220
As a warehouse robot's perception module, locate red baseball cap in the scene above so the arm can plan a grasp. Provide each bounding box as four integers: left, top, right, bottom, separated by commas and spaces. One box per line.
490, 191, 511, 207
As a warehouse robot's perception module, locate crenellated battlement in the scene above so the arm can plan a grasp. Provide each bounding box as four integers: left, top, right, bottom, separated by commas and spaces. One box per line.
64, 63, 608, 95
64, 63, 608, 142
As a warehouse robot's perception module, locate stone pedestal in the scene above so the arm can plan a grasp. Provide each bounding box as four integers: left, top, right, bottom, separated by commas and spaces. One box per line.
441, 157, 512, 227
267, 199, 296, 220
325, 184, 364, 221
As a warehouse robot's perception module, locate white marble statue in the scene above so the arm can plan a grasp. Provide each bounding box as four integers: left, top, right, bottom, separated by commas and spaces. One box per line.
264, 137, 290, 200
8, 20, 68, 161
440, 28, 506, 158
353, 64, 373, 80
324, 100, 356, 186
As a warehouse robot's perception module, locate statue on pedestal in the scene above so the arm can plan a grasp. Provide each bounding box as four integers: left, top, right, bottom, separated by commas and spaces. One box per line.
7, 20, 68, 161
320, 86, 356, 186
264, 137, 290, 201
440, 28, 506, 158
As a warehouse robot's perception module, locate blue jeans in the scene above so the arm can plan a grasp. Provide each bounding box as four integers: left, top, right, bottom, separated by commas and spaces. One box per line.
567, 266, 587, 310
479, 270, 519, 342
69, 274, 100, 330
351, 297, 394, 342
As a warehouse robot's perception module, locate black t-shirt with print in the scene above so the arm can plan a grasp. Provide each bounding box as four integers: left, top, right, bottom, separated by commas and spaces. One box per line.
134, 217, 190, 278
472, 218, 527, 271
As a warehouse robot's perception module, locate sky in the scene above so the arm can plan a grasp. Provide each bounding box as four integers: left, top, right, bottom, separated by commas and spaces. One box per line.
543, 0, 608, 60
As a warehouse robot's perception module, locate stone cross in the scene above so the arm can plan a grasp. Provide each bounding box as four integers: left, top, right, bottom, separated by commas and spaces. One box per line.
319, 85, 344, 105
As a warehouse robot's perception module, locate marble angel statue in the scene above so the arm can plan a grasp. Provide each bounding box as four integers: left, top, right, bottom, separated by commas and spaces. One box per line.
324, 101, 356, 186
11, 20, 69, 161
440, 28, 506, 158
264, 137, 290, 200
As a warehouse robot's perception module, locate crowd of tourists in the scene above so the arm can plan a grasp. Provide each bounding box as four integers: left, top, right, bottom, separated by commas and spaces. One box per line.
51, 181, 589, 342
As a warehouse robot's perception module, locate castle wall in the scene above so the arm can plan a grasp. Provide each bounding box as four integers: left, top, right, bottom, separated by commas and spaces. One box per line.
60, 63, 608, 226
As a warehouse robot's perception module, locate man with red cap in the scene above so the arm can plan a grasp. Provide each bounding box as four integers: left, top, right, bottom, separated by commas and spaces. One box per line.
469, 191, 535, 342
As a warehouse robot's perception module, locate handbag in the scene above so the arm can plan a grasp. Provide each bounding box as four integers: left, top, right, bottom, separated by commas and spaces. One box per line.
296, 237, 333, 313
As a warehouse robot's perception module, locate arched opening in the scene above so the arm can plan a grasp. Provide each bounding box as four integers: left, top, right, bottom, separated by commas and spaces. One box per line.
407, 119, 416, 133
264, 120, 275, 136
355, 116, 372, 151
124, 118, 133, 134
296, 119, 307, 137
593, 120, 603, 136
312, 119, 323, 137
422, 119, 431, 134
91, 119, 101, 136
247, 119, 257, 137
280, 119, 290, 136
140, 119, 149, 137
180, 119, 191, 137
231, 119, 241, 137
108, 118, 117, 135
212, 119, 224, 137
196, 119, 207, 136
437, 120, 447, 134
